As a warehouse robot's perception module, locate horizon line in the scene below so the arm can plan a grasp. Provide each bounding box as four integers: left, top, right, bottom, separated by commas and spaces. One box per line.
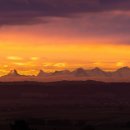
1, 66, 129, 77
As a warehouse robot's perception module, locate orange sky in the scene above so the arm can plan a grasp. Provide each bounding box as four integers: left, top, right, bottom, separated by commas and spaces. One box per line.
0, 24, 130, 76
0, 8, 130, 77
0, 0, 130, 76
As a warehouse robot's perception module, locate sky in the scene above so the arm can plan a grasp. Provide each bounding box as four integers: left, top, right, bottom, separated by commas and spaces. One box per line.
0, 0, 130, 76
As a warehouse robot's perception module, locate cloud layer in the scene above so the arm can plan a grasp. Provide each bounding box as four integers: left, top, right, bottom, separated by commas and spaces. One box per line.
0, 0, 130, 25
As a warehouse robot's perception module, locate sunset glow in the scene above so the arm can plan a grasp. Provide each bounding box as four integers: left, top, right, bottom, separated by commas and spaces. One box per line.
0, 0, 130, 76
0, 39, 130, 76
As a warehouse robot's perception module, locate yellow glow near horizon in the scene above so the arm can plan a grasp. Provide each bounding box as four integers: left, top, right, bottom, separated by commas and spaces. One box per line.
116, 62, 125, 67
0, 30, 130, 76
7, 56, 23, 61
0, 43, 129, 73
30, 57, 39, 61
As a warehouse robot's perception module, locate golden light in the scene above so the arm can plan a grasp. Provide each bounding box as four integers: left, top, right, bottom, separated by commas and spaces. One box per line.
53, 63, 66, 68
7, 56, 23, 61
116, 62, 125, 67
30, 57, 39, 61
0, 30, 130, 76
13, 62, 27, 66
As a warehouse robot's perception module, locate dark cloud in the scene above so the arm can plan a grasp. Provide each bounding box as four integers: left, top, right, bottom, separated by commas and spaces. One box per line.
0, 0, 130, 25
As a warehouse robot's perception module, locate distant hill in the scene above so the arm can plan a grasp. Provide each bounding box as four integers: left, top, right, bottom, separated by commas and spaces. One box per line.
1, 67, 130, 82
86, 67, 108, 77
37, 70, 51, 77
113, 67, 130, 77
71, 68, 87, 76
2, 69, 22, 77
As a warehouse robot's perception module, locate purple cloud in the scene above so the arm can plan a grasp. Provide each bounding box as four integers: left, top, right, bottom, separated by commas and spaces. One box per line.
0, 0, 130, 25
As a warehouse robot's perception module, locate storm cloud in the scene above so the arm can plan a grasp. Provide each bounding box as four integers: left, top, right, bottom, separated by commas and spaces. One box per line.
0, 0, 130, 25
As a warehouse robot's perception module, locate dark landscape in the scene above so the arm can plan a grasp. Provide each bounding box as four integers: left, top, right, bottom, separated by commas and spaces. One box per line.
0, 81, 130, 129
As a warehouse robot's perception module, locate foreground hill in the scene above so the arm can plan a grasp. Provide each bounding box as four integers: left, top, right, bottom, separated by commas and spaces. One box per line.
1, 81, 130, 129
0, 80, 130, 107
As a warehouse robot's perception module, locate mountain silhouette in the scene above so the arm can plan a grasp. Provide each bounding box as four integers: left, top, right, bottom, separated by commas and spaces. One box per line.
52, 70, 70, 76
4, 70, 22, 77
72, 68, 87, 76
1, 67, 130, 82
37, 70, 50, 77
114, 66, 130, 77
87, 67, 108, 77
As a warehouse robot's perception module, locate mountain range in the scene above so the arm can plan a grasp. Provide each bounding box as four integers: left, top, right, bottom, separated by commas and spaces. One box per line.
1, 67, 130, 82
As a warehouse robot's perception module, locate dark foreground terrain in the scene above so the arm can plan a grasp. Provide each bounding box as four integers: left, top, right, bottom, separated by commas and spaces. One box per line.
1, 81, 130, 129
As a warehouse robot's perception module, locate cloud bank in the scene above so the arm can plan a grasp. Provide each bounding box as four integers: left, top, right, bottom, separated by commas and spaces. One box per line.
0, 0, 130, 25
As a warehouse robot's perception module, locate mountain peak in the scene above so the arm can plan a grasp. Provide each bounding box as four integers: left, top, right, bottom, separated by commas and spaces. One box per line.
88, 67, 106, 76
53, 70, 70, 75
39, 69, 45, 73
37, 70, 51, 77
75, 68, 86, 71
92, 67, 103, 72
114, 66, 130, 77
37, 70, 46, 76
7, 69, 21, 76
73, 68, 87, 76
117, 66, 130, 72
